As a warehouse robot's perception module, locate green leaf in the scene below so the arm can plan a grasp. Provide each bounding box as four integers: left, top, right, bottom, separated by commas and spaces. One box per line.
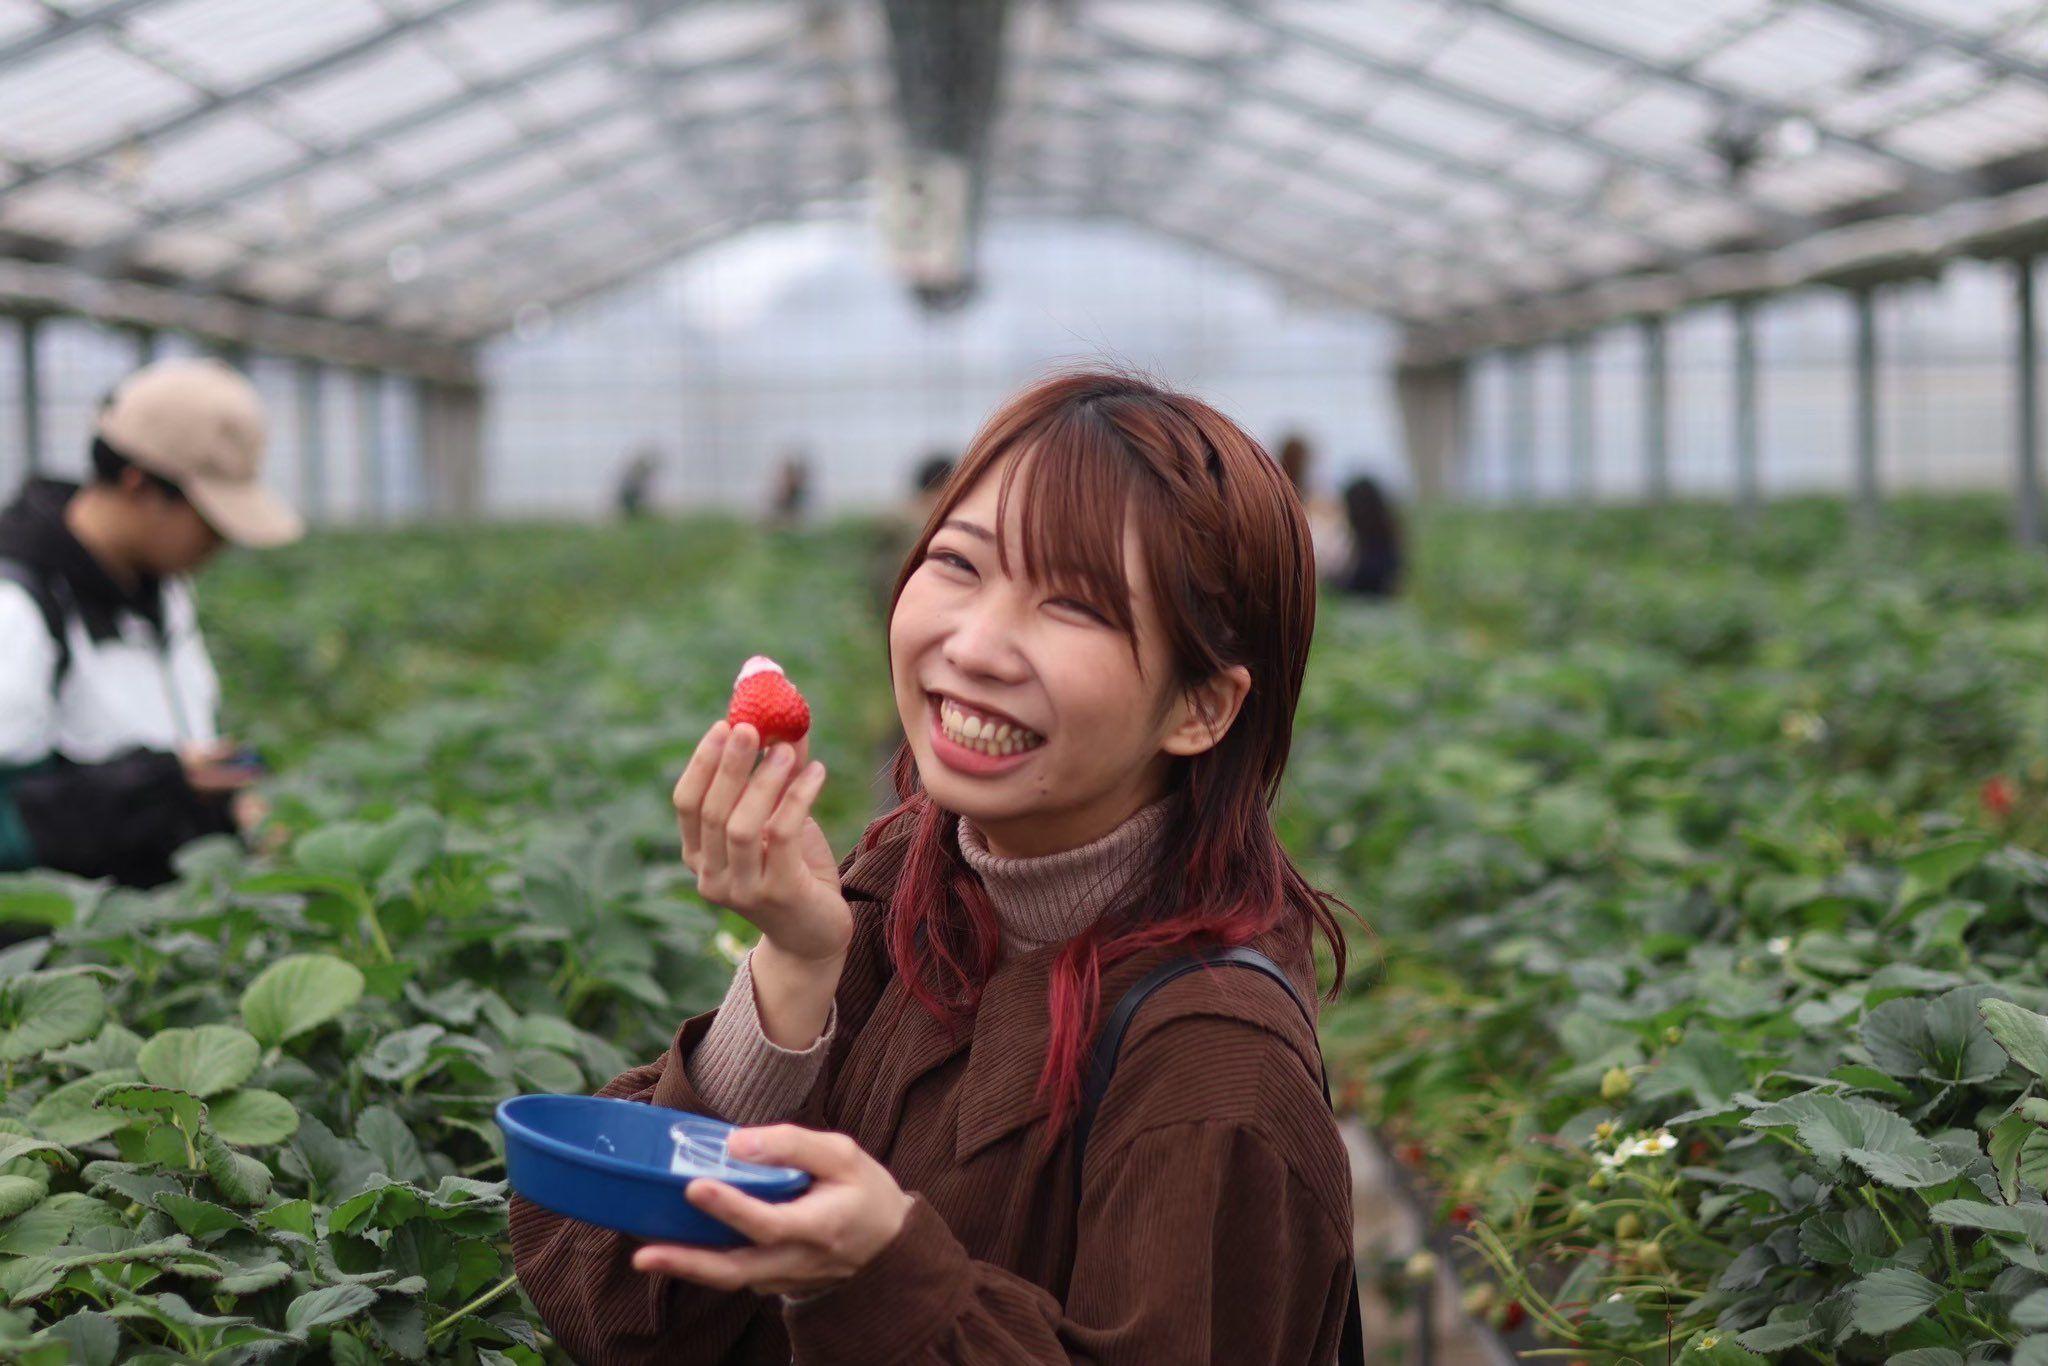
255, 1198, 316, 1239
34, 1310, 116, 1366
240, 953, 364, 1049
2015, 1289, 2048, 1330
196, 1125, 271, 1206
331, 1180, 425, 1233
44, 1022, 143, 1072
208, 1089, 299, 1146
361, 1023, 445, 1082
92, 1082, 206, 1136
0, 974, 104, 1061
1736, 1318, 1819, 1352
152, 1192, 244, 1242
1886, 1351, 1964, 1366
1982, 999, 2048, 1080
1900, 835, 1992, 901
25, 1070, 139, 1145
285, 1283, 380, 1337
1991, 1115, 2048, 1203
2018, 1339, 2048, 1366
0, 1172, 49, 1222
1800, 1208, 1889, 1266
357, 1106, 428, 1184
1745, 1091, 1961, 1188
136, 1025, 261, 1098
1849, 1267, 1943, 1332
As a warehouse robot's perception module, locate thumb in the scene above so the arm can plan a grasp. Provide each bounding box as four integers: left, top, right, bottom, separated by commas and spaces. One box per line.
727, 1124, 852, 1176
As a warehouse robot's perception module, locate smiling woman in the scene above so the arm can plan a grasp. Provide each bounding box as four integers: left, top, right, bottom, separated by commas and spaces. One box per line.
509, 369, 1364, 1365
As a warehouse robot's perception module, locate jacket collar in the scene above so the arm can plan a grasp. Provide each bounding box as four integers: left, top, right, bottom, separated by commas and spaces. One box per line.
0, 478, 166, 640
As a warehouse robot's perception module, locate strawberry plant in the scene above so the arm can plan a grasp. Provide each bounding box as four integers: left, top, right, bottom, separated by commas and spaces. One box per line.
1295, 497, 2048, 1362
0, 520, 891, 1362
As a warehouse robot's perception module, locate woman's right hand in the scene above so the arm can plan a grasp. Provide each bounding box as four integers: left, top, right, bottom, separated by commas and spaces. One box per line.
673, 720, 851, 965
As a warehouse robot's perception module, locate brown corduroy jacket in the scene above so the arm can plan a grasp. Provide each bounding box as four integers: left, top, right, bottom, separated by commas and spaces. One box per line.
509, 817, 1356, 1364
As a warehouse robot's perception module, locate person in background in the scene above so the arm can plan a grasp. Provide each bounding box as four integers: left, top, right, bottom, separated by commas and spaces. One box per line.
615, 445, 660, 520
1330, 474, 1404, 599
911, 451, 954, 526
0, 358, 302, 889
768, 450, 812, 528
1275, 430, 1351, 580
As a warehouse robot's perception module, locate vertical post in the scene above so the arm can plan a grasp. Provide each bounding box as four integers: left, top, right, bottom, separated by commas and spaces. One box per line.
1733, 296, 1761, 522
1508, 347, 1537, 502
1641, 315, 1669, 502
1567, 332, 1594, 502
130, 327, 160, 366
17, 316, 44, 477
2017, 256, 2044, 549
296, 359, 326, 524
357, 369, 385, 523
1852, 286, 1880, 534
1393, 354, 1470, 502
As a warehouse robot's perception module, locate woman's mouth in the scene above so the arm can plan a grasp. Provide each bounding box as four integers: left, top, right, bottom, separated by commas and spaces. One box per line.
928, 693, 1045, 775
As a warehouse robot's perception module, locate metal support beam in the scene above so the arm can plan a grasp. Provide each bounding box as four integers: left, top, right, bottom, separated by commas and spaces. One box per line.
1641, 316, 1669, 503
1473, 1, 1961, 195
1567, 333, 1595, 502
1508, 347, 1537, 502
2017, 256, 2044, 548
16, 315, 45, 477
1394, 358, 1469, 503
130, 326, 159, 365
296, 359, 326, 524
1812, 0, 2048, 92
1852, 287, 1881, 533
1733, 297, 1761, 521
356, 371, 386, 523
0, 0, 176, 76
9, 0, 500, 200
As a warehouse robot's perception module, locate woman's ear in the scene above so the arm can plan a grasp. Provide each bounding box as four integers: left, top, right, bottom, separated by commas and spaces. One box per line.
1161, 665, 1252, 758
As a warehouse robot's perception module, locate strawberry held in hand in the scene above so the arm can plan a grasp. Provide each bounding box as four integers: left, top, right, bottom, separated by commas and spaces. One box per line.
727, 656, 810, 746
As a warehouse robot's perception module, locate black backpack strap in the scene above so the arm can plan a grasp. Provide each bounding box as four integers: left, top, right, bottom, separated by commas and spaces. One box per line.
0, 558, 70, 683
1072, 944, 1366, 1366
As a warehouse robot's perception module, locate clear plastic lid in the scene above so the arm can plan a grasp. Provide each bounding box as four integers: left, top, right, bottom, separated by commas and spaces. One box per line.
667, 1117, 806, 1183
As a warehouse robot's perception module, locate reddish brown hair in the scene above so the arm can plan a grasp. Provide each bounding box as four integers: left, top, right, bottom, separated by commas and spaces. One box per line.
863, 369, 1351, 1132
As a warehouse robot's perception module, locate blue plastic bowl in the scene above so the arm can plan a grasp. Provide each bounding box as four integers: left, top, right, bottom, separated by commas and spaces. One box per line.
496, 1095, 811, 1246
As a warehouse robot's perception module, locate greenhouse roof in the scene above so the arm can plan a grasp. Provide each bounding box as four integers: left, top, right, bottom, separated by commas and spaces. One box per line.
10, 0, 2048, 368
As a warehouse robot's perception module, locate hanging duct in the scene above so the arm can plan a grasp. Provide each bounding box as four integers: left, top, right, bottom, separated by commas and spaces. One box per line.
879, 0, 1009, 310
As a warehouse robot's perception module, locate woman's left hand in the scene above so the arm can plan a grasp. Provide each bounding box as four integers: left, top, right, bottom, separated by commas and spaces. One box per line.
631, 1124, 915, 1297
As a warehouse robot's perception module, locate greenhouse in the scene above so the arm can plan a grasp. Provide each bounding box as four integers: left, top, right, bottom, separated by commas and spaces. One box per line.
2, 1, 2047, 1362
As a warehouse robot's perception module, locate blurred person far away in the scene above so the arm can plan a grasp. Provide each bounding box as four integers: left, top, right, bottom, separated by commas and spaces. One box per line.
1275, 430, 1352, 581
614, 445, 661, 521
1330, 474, 1404, 599
0, 358, 303, 896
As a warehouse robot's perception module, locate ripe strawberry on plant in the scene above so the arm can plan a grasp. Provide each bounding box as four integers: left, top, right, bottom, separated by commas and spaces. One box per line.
727, 656, 810, 747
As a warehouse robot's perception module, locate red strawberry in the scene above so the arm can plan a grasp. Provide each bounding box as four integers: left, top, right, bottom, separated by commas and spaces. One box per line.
1983, 775, 2017, 820
1501, 1301, 1528, 1331
727, 656, 810, 746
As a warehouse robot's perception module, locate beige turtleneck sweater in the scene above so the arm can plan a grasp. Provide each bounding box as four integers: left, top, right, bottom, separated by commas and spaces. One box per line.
683, 798, 1174, 1124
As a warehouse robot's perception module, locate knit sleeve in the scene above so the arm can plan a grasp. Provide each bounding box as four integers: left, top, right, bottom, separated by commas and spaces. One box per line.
683, 948, 837, 1125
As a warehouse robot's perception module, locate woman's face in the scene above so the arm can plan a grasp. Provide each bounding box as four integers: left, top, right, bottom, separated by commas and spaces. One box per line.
890, 453, 1222, 859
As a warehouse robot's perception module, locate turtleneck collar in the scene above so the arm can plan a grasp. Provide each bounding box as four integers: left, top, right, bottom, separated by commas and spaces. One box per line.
955, 795, 1177, 955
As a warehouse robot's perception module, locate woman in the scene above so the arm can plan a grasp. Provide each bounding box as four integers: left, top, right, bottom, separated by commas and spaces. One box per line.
511, 370, 1358, 1363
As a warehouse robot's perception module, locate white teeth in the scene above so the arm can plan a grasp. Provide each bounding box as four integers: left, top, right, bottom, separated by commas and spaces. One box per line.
934, 695, 1042, 756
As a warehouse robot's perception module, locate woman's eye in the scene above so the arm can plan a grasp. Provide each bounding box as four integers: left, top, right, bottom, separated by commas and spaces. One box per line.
927, 549, 974, 574
1051, 597, 1108, 624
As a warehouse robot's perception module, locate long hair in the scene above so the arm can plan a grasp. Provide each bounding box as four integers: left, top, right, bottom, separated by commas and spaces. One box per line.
860, 369, 1353, 1132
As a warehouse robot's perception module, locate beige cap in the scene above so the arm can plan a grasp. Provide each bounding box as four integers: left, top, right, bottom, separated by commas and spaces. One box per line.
97, 358, 304, 548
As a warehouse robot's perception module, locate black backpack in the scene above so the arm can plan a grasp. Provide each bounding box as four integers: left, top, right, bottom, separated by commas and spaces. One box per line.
0, 558, 72, 684
1073, 944, 1368, 1366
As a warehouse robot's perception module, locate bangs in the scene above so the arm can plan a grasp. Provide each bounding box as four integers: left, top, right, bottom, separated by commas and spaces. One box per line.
987, 407, 1148, 641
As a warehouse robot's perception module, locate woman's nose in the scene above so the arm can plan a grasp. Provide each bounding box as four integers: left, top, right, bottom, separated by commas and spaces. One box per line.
941, 602, 1028, 683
